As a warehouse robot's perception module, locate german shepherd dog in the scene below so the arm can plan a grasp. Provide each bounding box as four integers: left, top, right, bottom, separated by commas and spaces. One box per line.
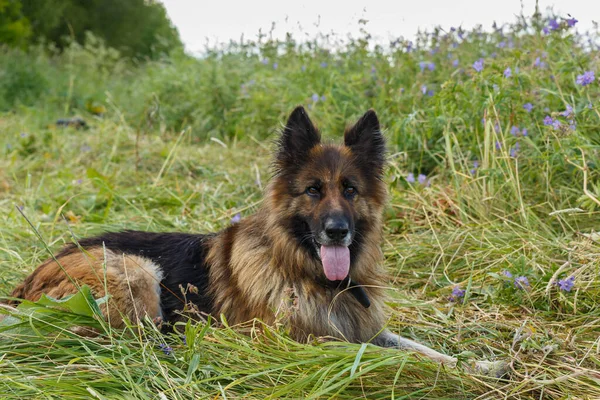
6, 107, 505, 376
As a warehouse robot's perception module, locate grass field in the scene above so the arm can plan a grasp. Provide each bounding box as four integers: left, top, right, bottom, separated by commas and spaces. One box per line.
2, 11, 600, 399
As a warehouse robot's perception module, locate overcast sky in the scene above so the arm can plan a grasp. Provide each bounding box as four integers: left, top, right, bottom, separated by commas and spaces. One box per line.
160, 0, 598, 53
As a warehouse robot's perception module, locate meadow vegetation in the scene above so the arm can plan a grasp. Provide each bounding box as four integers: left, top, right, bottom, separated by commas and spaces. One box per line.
1, 9, 600, 399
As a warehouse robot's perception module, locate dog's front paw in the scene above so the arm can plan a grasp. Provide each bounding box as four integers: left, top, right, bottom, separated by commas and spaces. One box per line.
469, 359, 509, 378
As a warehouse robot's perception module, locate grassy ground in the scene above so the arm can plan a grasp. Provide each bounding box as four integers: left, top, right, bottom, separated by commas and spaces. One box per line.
2, 10, 600, 399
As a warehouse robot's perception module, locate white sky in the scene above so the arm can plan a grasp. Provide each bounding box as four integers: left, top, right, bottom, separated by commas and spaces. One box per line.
161, 0, 598, 53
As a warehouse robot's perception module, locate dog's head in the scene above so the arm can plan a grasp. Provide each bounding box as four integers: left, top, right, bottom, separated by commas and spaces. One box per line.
271, 106, 386, 282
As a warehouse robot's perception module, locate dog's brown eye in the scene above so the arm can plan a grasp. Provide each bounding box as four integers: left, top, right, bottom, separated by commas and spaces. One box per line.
306, 187, 320, 196
344, 187, 357, 196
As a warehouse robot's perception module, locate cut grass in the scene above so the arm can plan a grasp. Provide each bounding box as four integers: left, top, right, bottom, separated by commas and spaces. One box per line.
1, 112, 600, 399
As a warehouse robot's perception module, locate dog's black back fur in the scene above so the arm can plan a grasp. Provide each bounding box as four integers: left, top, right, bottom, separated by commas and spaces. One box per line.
60, 231, 215, 322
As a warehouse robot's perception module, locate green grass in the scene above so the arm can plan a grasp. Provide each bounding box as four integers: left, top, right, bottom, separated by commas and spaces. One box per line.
2, 10, 600, 399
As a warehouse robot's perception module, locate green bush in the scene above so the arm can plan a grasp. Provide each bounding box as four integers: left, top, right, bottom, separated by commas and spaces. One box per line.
0, 47, 48, 109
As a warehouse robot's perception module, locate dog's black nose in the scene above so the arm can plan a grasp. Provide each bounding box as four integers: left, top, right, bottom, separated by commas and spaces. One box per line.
325, 219, 349, 241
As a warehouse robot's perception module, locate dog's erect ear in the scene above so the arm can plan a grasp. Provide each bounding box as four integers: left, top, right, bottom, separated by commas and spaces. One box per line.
276, 106, 321, 168
344, 110, 386, 174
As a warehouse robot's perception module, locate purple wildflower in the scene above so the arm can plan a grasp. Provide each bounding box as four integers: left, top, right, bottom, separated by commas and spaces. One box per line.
261, 58, 269, 65
549, 18, 560, 31
419, 62, 435, 72
230, 213, 241, 224
472, 59, 484, 72
504, 67, 512, 78
543, 116, 554, 126
534, 57, 546, 68
320, 62, 328, 68
76, 179, 83, 184
557, 276, 575, 292
311, 93, 319, 102
417, 174, 427, 185
514, 276, 530, 290
449, 286, 466, 302
567, 18, 578, 27
301, 65, 306, 72
495, 141, 501, 150
272, 63, 278, 70
522, 128, 528, 136
510, 126, 520, 136
498, 41, 506, 48
569, 121, 577, 130
588, 102, 593, 109
452, 286, 465, 297
20, 132, 27, 138
552, 119, 561, 130
523, 103, 533, 112
320, 95, 326, 101
502, 270, 513, 279
427, 90, 435, 97
576, 71, 595, 86
542, 26, 550, 35
80, 144, 91, 152
407, 173, 416, 183
510, 142, 520, 158
452, 59, 459, 67
561, 104, 573, 118
159, 343, 173, 356
470, 160, 479, 175
421, 85, 427, 95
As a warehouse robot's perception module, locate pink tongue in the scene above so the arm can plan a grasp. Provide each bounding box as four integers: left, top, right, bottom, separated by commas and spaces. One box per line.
320, 245, 350, 281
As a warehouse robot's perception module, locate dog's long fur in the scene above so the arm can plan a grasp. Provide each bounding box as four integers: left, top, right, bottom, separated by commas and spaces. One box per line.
7, 107, 505, 376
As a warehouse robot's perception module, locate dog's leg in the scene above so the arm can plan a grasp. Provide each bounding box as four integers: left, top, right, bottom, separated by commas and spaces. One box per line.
374, 330, 457, 365
373, 330, 507, 377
